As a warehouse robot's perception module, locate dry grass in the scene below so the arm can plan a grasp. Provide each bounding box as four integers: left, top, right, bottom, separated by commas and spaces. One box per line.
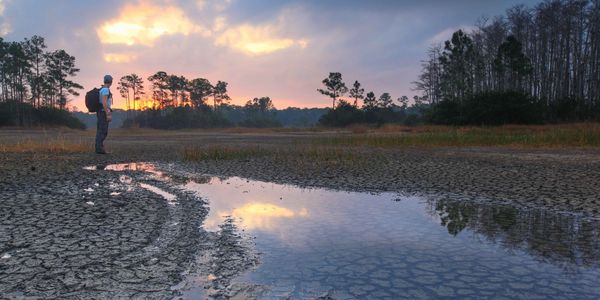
220, 127, 326, 134
182, 144, 380, 165
183, 145, 270, 161
311, 123, 600, 148
0, 139, 91, 153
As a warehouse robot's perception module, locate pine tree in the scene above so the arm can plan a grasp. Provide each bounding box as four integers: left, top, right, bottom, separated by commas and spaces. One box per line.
317, 72, 348, 109
348, 80, 364, 107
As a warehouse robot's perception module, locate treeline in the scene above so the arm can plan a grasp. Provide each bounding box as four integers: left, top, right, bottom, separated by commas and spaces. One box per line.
73, 107, 327, 129
117, 72, 331, 129
122, 94, 287, 129
315, 72, 428, 127
415, 0, 600, 124
117, 71, 283, 128
116, 71, 231, 113
0, 35, 84, 128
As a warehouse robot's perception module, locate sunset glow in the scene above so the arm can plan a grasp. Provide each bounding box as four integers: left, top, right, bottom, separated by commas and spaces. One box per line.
216, 24, 307, 55
96, 1, 209, 47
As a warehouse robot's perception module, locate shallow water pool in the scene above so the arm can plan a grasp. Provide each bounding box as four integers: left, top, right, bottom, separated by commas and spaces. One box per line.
183, 176, 600, 299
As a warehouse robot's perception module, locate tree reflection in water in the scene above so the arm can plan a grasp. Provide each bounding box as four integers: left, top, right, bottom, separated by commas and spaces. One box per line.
429, 199, 600, 269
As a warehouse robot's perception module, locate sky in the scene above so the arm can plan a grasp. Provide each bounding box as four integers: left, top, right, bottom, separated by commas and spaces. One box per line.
0, 0, 540, 110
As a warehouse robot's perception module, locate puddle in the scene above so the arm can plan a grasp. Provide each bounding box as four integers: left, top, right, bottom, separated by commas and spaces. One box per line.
85, 162, 170, 181
184, 176, 600, 299
85, 163, 600, 298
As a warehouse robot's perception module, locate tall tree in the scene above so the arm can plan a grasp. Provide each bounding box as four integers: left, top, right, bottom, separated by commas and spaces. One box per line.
398, 96, 409, 109
45, 50, 79, 109
189, 78, 213, 109
167, 74, 185, 107
212, 80, 230, 110
44, 50, 82, 110
147, 71, 169, 109
126, 73, 145, 111
362, 91, 377, 110
317, 72, 348, 109
117, 77, 130, 115
378, 92, 393, 108
348, 80, 365, 107
494, 35, 532, 91
439, 29, 476, 100
413, 45, 442, 104
24, 35, 46, 107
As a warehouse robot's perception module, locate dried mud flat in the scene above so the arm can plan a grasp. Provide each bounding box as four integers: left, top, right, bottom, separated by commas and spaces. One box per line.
1, 130, 600, 298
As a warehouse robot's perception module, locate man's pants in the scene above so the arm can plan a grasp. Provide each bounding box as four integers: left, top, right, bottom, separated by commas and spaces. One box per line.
95, 110, 109, 152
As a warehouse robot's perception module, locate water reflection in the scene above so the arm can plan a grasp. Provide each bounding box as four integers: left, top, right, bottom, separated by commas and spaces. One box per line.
84, 162, 171, 182
184, 176, 600, 299
230, 202, 308, 230
430, 199, 600, 269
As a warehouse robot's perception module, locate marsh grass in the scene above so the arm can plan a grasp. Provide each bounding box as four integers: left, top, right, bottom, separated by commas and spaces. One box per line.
313, 123, 600, 148
183, 145, 270, 161
0, 138, 91, 153
182, 144, 380, 166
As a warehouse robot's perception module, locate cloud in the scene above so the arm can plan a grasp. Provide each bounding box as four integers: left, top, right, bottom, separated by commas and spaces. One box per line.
96, 1, 211, 47
215, 23, 307, 55
196, 0, 206, 10
213, 16, 226, 32
214, 0, 232, 12
0, 0, 10, 35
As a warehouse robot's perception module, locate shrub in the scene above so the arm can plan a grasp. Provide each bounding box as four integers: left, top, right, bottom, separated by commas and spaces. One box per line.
318, 101, 365, 127
430, 91, 543, 125
0, 102, 86, 129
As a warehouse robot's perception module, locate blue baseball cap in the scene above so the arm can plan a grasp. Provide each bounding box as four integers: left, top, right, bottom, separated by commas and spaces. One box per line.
104, 74, 113, 83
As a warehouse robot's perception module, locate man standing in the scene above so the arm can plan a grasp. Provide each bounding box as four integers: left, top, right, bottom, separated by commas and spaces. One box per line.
96, 75, 113, 154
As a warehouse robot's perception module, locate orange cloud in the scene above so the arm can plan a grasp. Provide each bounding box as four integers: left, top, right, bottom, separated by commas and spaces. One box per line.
97, 1, 210, 46
216, 24, 308, 55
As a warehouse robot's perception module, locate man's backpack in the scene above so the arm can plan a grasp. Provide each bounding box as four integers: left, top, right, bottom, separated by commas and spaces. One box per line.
85, 87, 101, 112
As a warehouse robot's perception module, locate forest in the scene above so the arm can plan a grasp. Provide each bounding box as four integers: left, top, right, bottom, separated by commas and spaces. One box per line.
414, 0, 600, 124
0, 35, 85, 128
